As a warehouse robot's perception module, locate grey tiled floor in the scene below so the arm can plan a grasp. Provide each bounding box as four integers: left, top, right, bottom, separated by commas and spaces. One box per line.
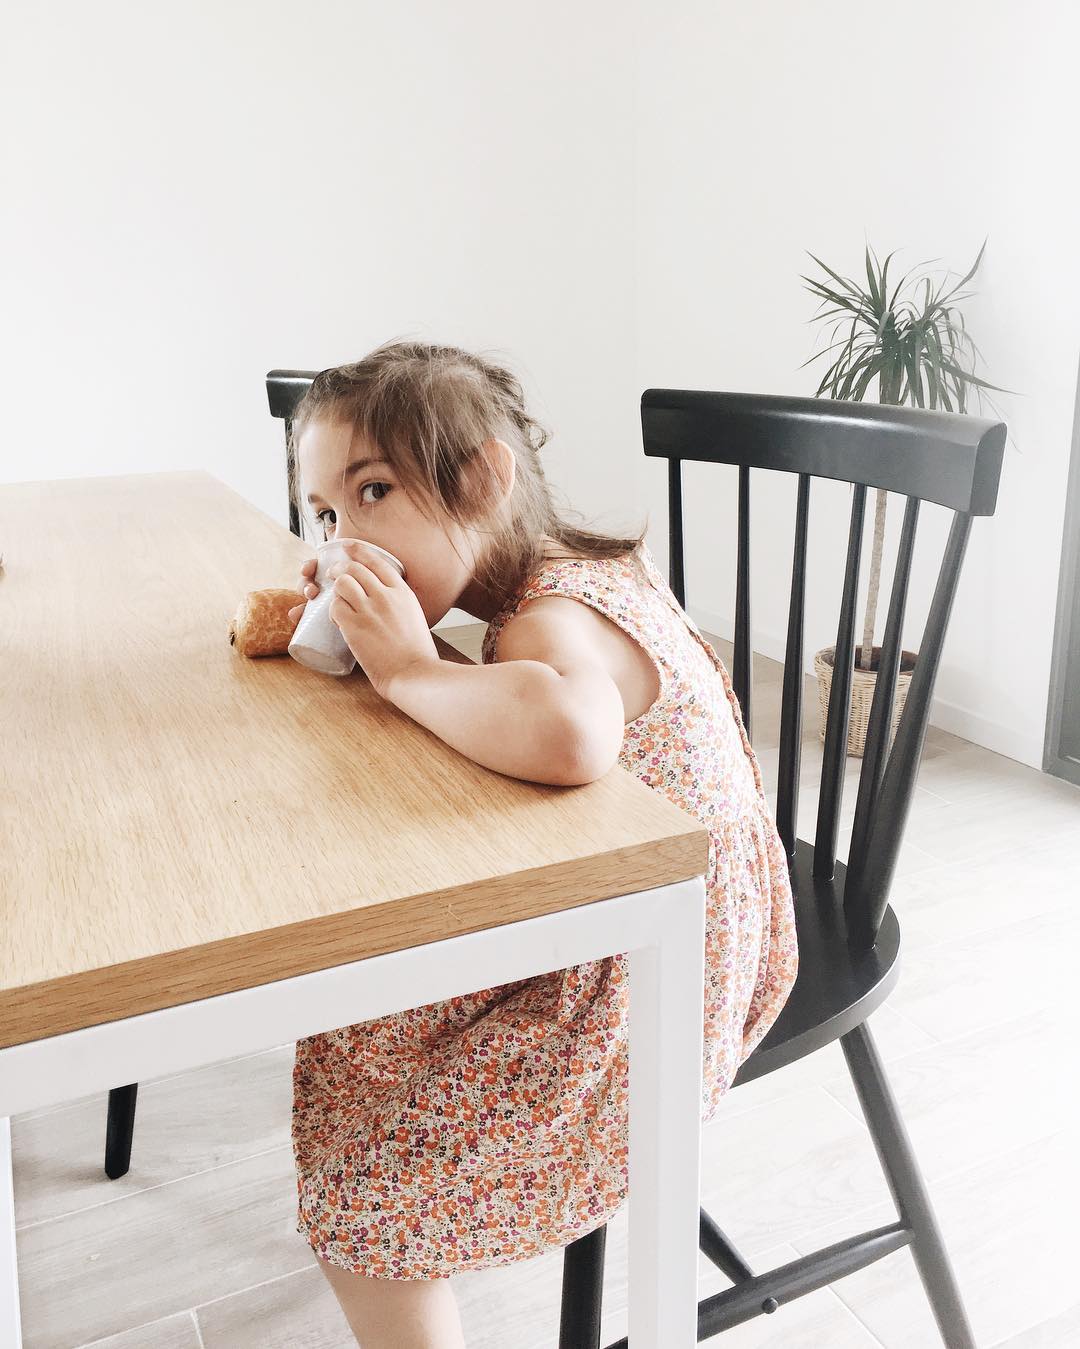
11, 627, 1080, 1347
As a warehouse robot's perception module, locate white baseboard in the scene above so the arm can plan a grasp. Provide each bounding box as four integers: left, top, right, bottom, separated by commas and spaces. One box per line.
922, 695, 1042, 769
688, 605, 1042, 770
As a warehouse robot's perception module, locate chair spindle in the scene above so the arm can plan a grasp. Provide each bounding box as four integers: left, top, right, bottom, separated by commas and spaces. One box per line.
775, 474, 810, 857
285, 419, 301, 538
814, 483, 867, 880
667, 457, 686, 607
845, 495, 920, 915
856, 511, 974, 936
733, 466, 753, 740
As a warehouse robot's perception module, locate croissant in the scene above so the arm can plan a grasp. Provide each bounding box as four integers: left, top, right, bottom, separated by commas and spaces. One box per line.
228, 588, 303, 657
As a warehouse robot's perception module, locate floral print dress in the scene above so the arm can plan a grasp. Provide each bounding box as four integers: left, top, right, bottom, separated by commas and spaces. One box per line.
291, 547, 798, 1279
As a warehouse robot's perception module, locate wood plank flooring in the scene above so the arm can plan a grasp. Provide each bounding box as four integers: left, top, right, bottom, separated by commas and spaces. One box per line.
11, 626, 1080, 1348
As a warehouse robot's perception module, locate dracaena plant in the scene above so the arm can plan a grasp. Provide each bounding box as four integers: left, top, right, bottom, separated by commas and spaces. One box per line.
802, 241, 1007, 670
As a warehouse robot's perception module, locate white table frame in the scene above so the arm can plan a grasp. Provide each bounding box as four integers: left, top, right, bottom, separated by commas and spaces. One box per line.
1, 876, 705, 1348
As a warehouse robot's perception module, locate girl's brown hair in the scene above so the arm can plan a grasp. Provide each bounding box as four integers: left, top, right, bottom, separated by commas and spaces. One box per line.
290, 340, 645, 603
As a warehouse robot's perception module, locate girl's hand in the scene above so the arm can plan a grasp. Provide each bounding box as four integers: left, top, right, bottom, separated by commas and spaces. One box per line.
326, 541, 439, 698
286, 557, 319, 626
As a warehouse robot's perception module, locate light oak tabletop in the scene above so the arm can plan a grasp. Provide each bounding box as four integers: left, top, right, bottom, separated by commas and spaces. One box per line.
0, 472, 707, 1050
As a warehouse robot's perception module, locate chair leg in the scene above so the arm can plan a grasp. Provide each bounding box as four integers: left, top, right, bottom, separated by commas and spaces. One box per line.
559, 1224, 607, 1349
840, 1022, 976, 1349
104, 1085, 138, 1180
698, 1207, 754, 1284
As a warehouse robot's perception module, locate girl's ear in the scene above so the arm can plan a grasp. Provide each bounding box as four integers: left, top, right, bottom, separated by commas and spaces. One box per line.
474, 437, 516, 511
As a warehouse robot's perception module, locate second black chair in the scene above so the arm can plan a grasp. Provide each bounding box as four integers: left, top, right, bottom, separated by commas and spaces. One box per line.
558, 388, 1005, 1349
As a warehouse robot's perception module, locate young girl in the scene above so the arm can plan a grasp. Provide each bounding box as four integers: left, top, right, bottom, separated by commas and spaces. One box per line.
285, 341, 798, 1349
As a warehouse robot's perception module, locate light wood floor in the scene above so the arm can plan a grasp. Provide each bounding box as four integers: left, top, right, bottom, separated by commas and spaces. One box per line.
12, 627, 1080, 1349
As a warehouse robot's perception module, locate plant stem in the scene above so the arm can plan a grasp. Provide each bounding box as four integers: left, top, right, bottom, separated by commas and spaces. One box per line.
860, 487, 888, 669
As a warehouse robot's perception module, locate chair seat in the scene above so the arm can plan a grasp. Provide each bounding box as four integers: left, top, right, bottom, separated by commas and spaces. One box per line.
731, 839, 900, 1087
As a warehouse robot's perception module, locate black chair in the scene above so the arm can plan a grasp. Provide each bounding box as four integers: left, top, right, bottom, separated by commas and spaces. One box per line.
557, 388, 1006, 1349
101, 371, 316, 1181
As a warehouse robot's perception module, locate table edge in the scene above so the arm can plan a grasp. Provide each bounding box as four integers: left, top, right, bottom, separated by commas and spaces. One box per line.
0, 829, 709, 1049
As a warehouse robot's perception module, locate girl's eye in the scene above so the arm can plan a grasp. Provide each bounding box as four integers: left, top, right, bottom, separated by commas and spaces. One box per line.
315, 508, 336, 536
359, 482, 392, 506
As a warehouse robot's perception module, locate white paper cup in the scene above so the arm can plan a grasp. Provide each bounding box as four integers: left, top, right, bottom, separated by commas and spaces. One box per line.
288, 539, 406, 677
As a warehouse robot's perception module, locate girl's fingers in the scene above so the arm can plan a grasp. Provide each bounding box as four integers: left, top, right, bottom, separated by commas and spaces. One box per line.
287, 604, 304, 624
333, 574, 365, 608
328, 562, 377, 596
341, 542, 399, 585
329, 595, 355, 630
304, 583, 319, 599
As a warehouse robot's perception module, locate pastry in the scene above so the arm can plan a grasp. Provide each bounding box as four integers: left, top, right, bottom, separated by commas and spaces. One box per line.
229, 588, 303, 657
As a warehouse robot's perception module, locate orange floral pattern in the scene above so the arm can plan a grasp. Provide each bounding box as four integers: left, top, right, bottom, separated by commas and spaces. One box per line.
291, 548, 798, 1278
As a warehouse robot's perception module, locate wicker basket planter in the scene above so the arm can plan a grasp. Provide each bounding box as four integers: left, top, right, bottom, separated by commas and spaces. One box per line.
814, 645, 918, 759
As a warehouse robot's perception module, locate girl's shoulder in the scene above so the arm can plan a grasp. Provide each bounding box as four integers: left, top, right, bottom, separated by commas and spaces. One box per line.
482, 545, 668, 662
541, 539, 670, 589
509, 544, 654, 613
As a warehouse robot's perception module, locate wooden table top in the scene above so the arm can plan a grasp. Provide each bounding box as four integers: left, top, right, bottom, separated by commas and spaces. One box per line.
0, 472, 707, 1049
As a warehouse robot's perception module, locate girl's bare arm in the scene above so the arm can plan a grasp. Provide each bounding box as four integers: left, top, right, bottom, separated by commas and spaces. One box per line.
386, 605, 625, 786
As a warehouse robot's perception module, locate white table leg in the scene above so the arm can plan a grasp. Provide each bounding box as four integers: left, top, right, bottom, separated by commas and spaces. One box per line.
628, 876, 705, 1348
1, 1118, 22, 1349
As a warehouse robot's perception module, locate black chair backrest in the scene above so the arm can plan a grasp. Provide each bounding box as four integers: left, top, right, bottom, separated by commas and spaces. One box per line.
642, 389, 1006, 949
267, 368, 318, 538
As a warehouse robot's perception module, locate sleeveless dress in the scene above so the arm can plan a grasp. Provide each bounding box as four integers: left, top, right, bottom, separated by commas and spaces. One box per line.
291, 547, 798, 1279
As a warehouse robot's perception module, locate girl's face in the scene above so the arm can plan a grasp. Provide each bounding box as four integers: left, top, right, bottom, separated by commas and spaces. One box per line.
298, 418, 491, 626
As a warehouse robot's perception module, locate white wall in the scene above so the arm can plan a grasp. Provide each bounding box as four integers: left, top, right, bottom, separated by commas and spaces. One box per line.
6, 1, 1076, 767
635, 0, 1080, 767
1, 0, 641, 557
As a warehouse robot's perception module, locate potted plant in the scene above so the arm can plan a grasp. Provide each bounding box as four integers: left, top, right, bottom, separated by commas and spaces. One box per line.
802, 241, 1007, 756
